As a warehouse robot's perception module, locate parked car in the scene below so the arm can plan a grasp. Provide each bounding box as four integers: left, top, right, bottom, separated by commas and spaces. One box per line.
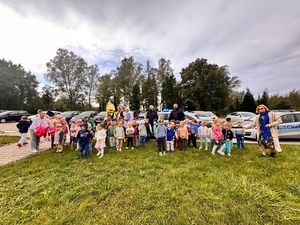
226, 111, 256, 123
60, 111, 81, 123
0, 110, 30, 123
232, 115, 257, 127
76, 111, 98, 120
192, 111, 215, 126
139, 111, 146, 119
244, 111, 300, 140
157, 111, 203, 126
94, 111, 107, 124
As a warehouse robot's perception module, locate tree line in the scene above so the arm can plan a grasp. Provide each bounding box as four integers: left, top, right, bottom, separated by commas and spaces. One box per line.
1, 48, 299, 115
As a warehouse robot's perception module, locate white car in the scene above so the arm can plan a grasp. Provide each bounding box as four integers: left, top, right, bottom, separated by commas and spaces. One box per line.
157, 111, 203, 126
226, 111, 256, 123
244, 112, 300, 140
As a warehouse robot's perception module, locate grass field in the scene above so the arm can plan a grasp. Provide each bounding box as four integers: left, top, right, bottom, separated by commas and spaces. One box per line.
0, 142, 299, 224
0, 135, 20, 147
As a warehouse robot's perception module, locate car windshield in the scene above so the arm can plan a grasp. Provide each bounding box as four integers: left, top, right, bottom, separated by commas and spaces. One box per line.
79, 111, 94, 116
98, 112, 106, 116
60, 111, 73, 116
244, 115, 256, 121
0, 111, 11, 116
241, 112, 256, 117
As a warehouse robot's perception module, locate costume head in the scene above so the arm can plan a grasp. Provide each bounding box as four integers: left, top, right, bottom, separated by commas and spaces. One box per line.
106, 103, 115, 116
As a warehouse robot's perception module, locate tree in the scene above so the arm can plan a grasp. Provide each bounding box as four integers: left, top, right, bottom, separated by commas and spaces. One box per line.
84, 64, 100, 110
41, 85, 57, 110
257, 88, 269, 106
288, 89, 300, 110
130, 83, 141, 111
161, 74, 180, 109
45, 48, 87, 110
0, 59, 39, 110
240, 88, 256, 112
113, 56, 143, 105
96, 73, 114, 111
180, 58, 240, 113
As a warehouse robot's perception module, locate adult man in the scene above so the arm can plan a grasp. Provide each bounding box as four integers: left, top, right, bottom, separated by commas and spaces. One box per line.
146, 105, 158, 127
168, 103, 185, 121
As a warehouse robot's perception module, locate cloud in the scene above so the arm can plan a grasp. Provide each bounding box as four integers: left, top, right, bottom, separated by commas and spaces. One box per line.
1, 0, 300, 97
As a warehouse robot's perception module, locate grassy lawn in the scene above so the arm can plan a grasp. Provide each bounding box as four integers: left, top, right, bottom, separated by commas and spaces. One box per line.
0, 142, 299, 224
0, 135, 20, 147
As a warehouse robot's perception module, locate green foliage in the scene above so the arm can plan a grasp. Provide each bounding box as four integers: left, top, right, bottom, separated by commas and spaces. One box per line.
161, 74, 181, 109
130, 83, 141, 111
240, 88, 256, 112
180, 58, 240, 112
0, 59, 39, 110
0, 136, 20, 146
0, 143, 299, 224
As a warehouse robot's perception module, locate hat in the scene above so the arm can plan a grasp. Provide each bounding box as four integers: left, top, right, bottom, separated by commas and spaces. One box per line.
71, 117, 77, 123
154, 119, 157, 123
81, 122, 88, 129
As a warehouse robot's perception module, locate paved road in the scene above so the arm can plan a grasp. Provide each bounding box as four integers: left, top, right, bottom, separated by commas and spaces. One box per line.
0, 122, 299, 166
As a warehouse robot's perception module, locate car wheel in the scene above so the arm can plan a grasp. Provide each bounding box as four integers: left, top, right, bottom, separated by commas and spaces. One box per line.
0, 119, 6, 123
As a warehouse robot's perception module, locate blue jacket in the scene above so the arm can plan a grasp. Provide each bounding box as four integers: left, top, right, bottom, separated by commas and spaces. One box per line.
167, 128, 175, 141
156, 124, 167, 138
190, 123, 199, 135
76, 129, 93, 145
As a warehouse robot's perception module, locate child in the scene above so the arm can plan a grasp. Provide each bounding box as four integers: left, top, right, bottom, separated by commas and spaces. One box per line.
69, 117, 78, 149
132, 119, 139, 146
218, 122, 235, 156
48, 121, 56, 149
88, 123, 95, 153
138, 120, 147, 147
95, 123, 106, 158
174, 120, 181, 150
152, 120, 158, 139
126, 122, 135, 149
184, 118, 191, 147
107, 119, 117, 150
177, 121, 189, 150
16, 116, 31, 147
54, 123, 64, 153
198, 120, 209, 150
144, 118, 152, 142
76, 122, 93, 158
156, 118, 167, 156
60, 118, 69, 146
75, 119, 83, 150
190, 119, 198, 148
114, 120, 125, 151
234, 120, 245, 149
211, 119, 224, 155
166, 122, 175, 153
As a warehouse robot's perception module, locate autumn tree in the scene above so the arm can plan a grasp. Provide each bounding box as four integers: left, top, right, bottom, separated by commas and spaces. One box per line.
240, 88, 256, 112
45, 48, 87, 110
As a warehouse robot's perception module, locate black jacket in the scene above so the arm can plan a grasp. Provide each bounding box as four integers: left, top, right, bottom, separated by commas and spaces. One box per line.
169, 109, 185, 121
16, 120, 32, 133
146, 110, 158, 124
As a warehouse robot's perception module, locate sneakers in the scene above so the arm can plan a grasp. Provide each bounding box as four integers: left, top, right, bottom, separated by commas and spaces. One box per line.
228, 153, 231, 156
131, 147, 134, 150
96, 152, 101, 156
38, 147, 44, 151
199, 147, 202, 150
163, 151, 166, 155
270, 152, 276, 158
99, 155, 103, 158
217, 150, 225, 156
31, 149, 38, 153
205, 148, 208, 151
17, 143, 22, 147
119, 148, 122, 151
125, 147, 128, 149
159, 152, 163, 156
23, 142, 28, 145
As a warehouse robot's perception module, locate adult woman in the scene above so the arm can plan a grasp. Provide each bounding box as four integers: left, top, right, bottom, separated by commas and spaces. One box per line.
29, 109, 49, 153
243, 104, 282, 157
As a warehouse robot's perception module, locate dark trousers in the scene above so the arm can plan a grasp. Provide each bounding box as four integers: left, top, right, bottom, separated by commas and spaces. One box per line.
179, 138, 187, 150
127, 137, 134, 147
157, 137, 166, 152
190, 134, 197, 148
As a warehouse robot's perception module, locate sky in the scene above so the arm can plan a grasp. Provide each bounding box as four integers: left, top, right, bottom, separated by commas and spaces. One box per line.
0, 0, 299, 97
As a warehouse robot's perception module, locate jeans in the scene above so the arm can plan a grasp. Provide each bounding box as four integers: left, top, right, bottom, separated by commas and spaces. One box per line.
139, 136, 146, 147
70, 136, 76, 149
109, 136, 116, 148
236, 136, 244, 149
79, 143, 90, 157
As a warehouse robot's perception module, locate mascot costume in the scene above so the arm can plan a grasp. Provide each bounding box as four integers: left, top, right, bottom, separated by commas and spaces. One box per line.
103, 103, 117, 127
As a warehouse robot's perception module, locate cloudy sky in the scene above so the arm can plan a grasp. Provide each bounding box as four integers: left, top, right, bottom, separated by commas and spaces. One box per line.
0, 0, 299, 97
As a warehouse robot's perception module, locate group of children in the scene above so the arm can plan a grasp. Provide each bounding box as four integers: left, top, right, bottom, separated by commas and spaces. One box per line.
16, 113, 246, 158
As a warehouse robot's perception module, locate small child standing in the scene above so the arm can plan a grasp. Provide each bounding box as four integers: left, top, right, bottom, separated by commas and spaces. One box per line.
88, 123, 95, 154
198, 120, 209, 150
234, 120, 245, 149
138, 121, 147, 147
69, 117, 78, 149
166, 122, 175, 153
152, 120, 158, 139
144, 118, 152, 142
75, 119, 83, 151
218, 122, 234, 156
54, 123, 64, 153
211, 119, 224, 155
190, 119, 198, 149
156, 118, 167, 156
126, 122, 135, 149
107, 119, 117, 150
177, 121, 189, 150
16, 116, 31, 147
48, 121, 57, 149
95, 123, 106, 158
60, 119, 69, 146
132, 119, 139, 146
76, 122, 93, 158
114, 120, 125, 151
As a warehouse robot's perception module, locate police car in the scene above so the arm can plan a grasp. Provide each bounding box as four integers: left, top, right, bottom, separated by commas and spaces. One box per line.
244, 111, 300, 140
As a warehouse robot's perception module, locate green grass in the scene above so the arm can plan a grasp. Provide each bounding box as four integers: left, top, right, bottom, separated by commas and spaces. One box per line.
0, 135, 20, 146
0, 142, 300, 224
